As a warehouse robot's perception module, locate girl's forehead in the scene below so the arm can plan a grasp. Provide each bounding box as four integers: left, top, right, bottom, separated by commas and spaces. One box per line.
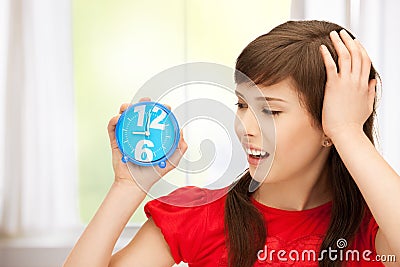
235, 79, 297, 104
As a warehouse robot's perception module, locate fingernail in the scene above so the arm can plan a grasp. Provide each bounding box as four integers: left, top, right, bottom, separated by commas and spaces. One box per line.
320, 44, 328, 52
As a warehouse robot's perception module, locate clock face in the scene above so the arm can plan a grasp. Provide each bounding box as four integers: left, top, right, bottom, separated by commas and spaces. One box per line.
116, 102, 180, 166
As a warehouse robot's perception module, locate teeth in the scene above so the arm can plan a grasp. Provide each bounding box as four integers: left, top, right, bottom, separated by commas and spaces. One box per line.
246, 148, 267, 157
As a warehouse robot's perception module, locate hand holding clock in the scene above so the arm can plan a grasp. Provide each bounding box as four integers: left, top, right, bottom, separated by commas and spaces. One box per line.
107, 98, 188, 191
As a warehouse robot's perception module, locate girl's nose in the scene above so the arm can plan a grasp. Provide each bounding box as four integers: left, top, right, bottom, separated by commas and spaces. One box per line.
236, 108, 260, 138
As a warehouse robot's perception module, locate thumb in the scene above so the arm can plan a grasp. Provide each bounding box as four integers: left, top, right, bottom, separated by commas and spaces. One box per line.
164, 129, 188, 171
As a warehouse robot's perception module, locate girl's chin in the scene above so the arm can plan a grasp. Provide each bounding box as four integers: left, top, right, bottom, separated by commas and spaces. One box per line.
249, 171, 291, 185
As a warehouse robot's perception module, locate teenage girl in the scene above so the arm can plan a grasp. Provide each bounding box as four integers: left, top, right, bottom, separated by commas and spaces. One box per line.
64, 20, 400, 267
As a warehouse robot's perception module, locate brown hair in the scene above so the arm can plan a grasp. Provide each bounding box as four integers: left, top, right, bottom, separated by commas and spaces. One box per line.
224, 20, 378, 267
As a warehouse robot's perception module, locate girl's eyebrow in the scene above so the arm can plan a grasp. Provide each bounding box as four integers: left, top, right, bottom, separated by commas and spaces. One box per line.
256, 96, 287, 103
235, 90, 287, 103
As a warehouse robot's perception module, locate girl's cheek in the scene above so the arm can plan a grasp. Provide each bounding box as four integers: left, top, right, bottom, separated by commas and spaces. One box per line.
234, 114, 246, 138
256, 114, 277, 149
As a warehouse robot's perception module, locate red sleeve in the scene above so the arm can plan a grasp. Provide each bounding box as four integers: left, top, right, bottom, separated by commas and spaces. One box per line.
144, 186, 209, 264
366, 209, 379, 253
356, 208, 380, 254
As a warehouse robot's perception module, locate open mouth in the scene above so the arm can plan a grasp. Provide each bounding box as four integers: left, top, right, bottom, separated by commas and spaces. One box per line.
245, 148, 270, 159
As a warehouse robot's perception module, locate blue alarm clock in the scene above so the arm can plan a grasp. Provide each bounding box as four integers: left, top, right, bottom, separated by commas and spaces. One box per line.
115, 101, 180, 168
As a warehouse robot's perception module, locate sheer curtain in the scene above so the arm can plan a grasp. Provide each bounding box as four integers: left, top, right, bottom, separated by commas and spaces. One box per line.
0, 0, 78, 236
291, 0, 400, 174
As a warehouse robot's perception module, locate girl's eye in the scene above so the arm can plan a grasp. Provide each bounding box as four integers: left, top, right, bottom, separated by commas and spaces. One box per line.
235, 102, 281, 116
235, 102, 247, 109
262, 109, 281, 116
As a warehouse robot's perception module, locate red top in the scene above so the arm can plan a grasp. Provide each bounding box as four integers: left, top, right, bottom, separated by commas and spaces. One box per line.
144, 186, 383, 266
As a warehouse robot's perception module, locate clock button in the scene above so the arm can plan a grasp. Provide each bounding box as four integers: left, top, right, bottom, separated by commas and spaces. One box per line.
158, 161, 166, 168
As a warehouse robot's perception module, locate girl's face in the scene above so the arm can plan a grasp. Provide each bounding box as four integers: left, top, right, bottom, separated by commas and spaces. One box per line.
234, 78, 329, 184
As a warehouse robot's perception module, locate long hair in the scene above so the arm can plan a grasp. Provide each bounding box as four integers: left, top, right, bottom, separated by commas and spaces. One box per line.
224, 20, 378, 267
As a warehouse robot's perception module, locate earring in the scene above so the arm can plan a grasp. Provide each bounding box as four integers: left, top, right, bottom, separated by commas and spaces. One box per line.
323, 139, 332, 147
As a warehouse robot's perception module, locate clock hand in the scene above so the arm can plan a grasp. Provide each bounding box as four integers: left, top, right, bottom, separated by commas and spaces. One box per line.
132, 131, 146, 135
145, 111, 151, 136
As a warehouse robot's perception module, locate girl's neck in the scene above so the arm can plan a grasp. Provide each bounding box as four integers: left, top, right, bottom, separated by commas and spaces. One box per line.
252, 166, 333, 211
